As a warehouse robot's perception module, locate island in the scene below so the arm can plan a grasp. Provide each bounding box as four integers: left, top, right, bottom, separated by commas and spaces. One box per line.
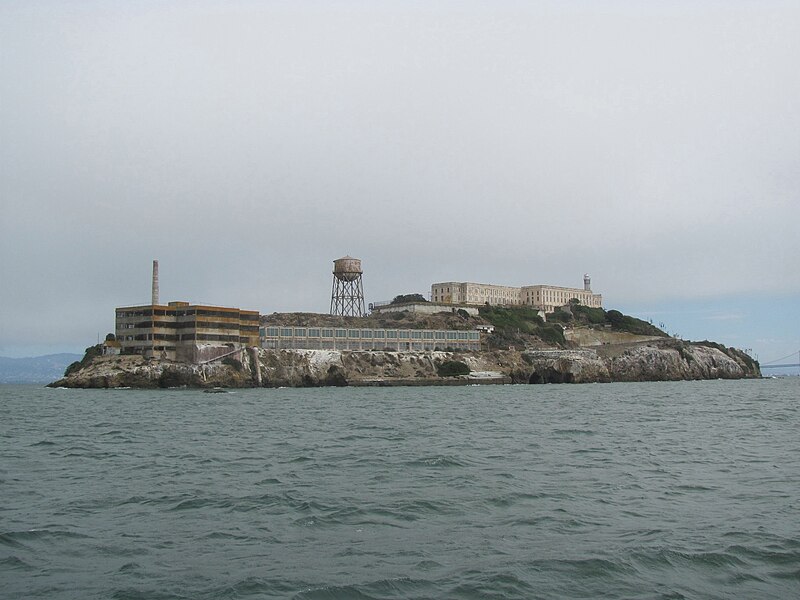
50, 302, 760, 388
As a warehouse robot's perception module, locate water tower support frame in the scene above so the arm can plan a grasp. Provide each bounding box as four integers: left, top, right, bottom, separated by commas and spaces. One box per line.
330, 276, 366, 317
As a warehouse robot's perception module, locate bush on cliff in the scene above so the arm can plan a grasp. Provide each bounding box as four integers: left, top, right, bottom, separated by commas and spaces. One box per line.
479, 305, 566, 349
604, 310, 667, 336
390, 293, 427, 305
64, 344, 103, 377
437, 360, 470, 377
693, 340, 760, 374
570, 304, 606, 324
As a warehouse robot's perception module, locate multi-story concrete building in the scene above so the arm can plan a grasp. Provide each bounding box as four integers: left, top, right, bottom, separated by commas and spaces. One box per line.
430, 282, 522, 306
431, 275, 602, 313
261, 325, 481, 352
520, 284, 602, 313
115, 301, 260, 362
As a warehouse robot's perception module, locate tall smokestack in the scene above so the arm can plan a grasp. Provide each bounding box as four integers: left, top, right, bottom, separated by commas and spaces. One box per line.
152, 260, 159, 306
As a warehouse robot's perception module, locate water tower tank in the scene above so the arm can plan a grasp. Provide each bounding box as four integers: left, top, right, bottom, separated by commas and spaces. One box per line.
333, 256, 362, 282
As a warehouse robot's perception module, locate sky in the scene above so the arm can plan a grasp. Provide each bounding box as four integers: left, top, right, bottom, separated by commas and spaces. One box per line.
1, 0, 798, 371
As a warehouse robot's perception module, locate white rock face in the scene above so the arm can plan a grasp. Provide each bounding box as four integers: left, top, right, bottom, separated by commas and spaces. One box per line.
51, 341, 759, 388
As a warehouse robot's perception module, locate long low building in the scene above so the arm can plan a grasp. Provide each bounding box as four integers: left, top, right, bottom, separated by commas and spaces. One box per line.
431, 275, 602, 313
261, 325, 481, 352
116, 301, 260, 362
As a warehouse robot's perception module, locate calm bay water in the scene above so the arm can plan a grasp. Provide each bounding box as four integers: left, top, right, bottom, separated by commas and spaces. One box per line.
1, 379, 799, 599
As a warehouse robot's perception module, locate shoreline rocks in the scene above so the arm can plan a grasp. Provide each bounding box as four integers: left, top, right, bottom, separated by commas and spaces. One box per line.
49, 339, 761, 389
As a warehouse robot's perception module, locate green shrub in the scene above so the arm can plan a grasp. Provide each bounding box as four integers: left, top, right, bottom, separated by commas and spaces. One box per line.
480, 305, 563, 347
571, 304, 606, 324
390, 293, 427, 305
64, 344, 103, 376
437, 360, 470, 377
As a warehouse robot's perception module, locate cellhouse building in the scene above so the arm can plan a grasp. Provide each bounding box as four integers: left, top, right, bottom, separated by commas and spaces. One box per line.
431, 274, 602, 313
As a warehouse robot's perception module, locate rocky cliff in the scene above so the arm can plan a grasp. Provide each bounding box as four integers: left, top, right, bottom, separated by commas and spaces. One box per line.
49, 339, 760, 389
520, 339, 760, 384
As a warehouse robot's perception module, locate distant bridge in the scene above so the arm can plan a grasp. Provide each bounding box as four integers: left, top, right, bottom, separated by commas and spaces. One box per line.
760, 350, 800, 370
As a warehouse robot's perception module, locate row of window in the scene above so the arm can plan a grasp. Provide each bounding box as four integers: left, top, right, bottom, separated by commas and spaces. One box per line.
261, 327, 480, 341
118, 321, 260, 332
264, 339, 481, 351
117, 309, 258, 319
123, 333, 244, 343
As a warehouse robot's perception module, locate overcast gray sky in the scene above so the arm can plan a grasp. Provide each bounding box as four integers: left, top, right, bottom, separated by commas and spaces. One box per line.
1, 1, 798, 364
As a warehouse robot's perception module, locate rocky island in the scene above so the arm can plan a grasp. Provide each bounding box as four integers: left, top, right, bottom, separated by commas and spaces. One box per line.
50, 304, 760, 388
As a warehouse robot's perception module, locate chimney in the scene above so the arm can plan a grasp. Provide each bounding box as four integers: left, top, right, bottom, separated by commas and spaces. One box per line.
152, 260, 159, 306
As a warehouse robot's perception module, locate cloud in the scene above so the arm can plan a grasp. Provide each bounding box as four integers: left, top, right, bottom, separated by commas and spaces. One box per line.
1, 1, 799, 357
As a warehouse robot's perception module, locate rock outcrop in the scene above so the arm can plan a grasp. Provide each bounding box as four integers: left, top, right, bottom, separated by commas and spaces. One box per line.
49, 339, 760, 389
520, 339, 760, 383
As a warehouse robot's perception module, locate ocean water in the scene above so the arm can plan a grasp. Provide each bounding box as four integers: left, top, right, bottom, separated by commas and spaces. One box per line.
1, 379, 798, 599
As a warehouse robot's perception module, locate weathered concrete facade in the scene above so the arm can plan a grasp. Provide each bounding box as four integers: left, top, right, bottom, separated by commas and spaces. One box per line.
431, 278, 602, 313
261, 325, 481, 351
115, 301, 260, 362
369, 302, 479, 317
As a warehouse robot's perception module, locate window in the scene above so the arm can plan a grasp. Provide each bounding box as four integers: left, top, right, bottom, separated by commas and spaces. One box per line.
348, 329, 360, 338
281, 328, 292, 337
322, 329, 333, 338
308, 328, 320, 337
336, 329, 347, 338
294, 328, 306, 337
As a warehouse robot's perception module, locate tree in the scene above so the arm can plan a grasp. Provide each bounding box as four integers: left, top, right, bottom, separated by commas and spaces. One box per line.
390, 293, 427, 305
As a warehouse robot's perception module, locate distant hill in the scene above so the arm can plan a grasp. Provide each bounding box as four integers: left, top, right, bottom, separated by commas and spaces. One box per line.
0, 354, 83, 384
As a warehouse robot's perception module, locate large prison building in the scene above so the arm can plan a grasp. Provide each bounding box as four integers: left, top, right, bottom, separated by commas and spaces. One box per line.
261, 326, 481, 352
116, 302, 260, 362
431, 275, 602, 313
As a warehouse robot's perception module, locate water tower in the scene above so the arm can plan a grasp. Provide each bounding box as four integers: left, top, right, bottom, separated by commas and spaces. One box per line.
330, 256, 366, 317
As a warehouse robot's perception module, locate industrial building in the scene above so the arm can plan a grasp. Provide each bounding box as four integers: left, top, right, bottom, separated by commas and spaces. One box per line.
431, 274, 602, 313
116, 302, 261, 362
261, 325, 481, 352
114, 260, 260, 362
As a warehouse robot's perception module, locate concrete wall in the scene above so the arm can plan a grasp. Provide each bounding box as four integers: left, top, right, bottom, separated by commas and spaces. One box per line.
431, 280, 603, 312
370, 302, 479, 316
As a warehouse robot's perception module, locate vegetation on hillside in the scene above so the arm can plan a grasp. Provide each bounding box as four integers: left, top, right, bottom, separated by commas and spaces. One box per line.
390, 293, 428, 305
64, 343, 103, 376
436, 360, 470, 377
692, 340, 760, 372
479, 302, 669, 350
559, 301, 669, 337
479, 306, 566, 349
